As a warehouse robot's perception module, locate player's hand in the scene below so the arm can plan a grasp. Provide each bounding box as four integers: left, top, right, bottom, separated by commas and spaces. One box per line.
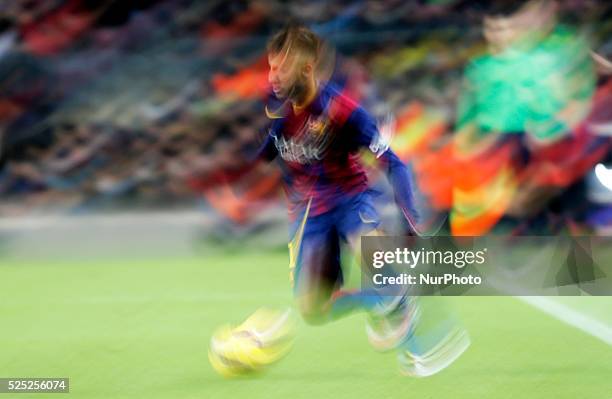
370, 114, 395, 158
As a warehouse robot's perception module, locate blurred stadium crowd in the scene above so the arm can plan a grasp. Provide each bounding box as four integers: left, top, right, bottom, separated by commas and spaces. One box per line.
0, 0, 611, 235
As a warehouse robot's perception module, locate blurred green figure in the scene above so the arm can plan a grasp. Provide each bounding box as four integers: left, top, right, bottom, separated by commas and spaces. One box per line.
457, 0, 595, 142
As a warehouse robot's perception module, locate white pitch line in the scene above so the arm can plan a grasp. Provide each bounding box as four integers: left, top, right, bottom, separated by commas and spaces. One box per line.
517, 296, 612, 346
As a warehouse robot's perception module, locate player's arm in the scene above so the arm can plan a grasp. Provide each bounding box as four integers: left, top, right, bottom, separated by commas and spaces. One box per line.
347, 106, 420, 227
252, 128, 278, 164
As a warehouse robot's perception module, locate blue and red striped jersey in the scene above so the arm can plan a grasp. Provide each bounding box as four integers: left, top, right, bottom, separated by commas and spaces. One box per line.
259, 83, 417, 224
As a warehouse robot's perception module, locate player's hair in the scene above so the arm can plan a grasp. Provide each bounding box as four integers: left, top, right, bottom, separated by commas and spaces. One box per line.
267, 24, 321, 62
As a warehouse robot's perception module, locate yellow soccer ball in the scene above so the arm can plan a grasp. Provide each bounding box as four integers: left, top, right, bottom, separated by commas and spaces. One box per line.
209, 308, 297, 377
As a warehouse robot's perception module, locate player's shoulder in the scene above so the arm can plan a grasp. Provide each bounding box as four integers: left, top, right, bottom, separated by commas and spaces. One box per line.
320, 83, 361, 126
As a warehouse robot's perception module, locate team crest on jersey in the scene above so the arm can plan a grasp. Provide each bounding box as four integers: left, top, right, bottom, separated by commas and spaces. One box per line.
306, 117, 328, 136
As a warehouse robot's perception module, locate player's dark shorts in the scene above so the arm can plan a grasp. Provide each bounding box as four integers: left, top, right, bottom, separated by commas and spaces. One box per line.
289, 190, 380, 294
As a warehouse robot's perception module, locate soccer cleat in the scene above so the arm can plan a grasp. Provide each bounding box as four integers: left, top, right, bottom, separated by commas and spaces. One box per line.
366, 293, 418, 352
397, 323, 470, 377
396, 297, 470, 377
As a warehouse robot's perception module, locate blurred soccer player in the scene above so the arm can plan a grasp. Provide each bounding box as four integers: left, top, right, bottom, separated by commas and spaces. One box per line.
243, 24, 469, 375
263, 25, 415, 323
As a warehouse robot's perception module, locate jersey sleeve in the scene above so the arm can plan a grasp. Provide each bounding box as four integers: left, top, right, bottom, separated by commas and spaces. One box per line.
252, 116, 282, 163
346, 106, 420, 226
254, 130, 278, 162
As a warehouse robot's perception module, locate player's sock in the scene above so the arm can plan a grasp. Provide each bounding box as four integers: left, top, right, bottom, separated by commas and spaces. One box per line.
327, 289, 387, 321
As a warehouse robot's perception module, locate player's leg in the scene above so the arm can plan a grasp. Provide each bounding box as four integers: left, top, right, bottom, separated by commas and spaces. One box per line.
290, 192, 403, 325
325, 228, 396, 321
322, 191, 404, 322
289, 195, 383, 325
293, 225, 392, 325
322, 191, 419, 349
331, 226, 418, 351
292, 221, 343, 325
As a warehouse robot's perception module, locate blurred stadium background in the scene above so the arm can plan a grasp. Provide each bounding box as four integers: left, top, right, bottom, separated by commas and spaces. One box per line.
1, 0, 611, 398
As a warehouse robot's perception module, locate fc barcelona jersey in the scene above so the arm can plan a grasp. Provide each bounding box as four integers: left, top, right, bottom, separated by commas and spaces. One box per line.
258, 83, 417, 223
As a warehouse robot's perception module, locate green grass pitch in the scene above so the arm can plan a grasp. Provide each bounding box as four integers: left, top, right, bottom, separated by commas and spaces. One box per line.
1, 250, 611, 398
